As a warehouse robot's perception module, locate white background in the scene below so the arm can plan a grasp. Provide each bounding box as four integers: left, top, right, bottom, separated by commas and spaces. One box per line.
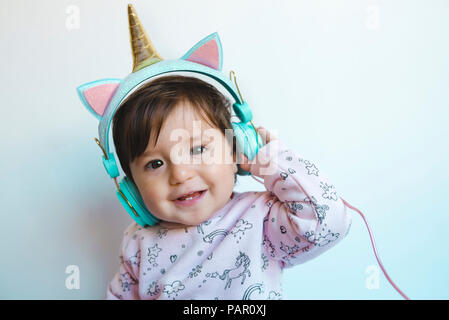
0, 0, 448, 299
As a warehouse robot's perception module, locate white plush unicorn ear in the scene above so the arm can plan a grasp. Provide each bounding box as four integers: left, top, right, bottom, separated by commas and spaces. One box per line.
77, 79, 122, 120
181, 32, 223, 71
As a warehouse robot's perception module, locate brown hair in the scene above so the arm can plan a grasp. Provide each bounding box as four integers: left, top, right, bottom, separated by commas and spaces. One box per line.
112, 75, 237, 184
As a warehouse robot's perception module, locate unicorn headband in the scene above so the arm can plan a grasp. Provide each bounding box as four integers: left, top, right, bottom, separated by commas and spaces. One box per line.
77, 4, 262, 226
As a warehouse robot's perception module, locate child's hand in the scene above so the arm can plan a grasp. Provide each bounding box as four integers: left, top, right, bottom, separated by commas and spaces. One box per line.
239, 126, 277, 172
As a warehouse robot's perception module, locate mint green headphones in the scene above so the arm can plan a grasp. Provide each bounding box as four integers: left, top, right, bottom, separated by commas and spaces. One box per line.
77, 5, 263, 227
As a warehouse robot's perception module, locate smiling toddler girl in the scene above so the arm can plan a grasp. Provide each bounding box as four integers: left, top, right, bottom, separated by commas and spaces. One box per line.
106, 75, 352, 300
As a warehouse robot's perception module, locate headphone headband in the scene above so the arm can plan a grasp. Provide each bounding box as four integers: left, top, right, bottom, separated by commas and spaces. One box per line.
98, 59, 243, 157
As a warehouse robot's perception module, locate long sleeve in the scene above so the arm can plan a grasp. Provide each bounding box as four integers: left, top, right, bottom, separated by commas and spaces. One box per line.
106, 223, 141, 299
249, 139, 352, 268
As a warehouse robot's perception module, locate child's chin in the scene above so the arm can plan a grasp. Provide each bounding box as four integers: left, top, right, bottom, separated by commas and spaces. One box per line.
190, 213, 213, 225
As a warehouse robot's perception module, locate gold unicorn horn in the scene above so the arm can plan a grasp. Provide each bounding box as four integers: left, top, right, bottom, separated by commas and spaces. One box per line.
128, 4, 163, 72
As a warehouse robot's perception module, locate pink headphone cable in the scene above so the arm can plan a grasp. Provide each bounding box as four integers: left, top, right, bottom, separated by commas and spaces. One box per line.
340, 198, 410, 300
250, 175, 410, 299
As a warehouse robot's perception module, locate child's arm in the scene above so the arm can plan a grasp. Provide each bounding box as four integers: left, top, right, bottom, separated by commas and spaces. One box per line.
106, 224, 141, 299
247, 136, 352, 268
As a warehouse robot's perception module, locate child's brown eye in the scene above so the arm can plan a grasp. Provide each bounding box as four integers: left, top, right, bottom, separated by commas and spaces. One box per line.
190, 145, 207, 156
146, 159, 163, 170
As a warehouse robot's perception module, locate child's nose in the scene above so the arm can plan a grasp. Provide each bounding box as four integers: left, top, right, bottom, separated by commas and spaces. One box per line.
169, 163, 196, 185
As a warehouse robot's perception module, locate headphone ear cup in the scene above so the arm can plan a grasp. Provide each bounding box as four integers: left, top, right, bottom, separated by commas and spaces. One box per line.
116, 177, 160, 227
232, 122, 263, 176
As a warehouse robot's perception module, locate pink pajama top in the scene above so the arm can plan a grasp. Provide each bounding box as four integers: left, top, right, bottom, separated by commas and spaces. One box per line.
106, 139, 352, 299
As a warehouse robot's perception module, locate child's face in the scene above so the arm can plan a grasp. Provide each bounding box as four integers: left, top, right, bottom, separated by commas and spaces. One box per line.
129, 101, 238, 227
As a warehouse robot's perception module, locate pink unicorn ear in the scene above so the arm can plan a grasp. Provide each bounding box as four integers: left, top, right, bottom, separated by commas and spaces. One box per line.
77, 79, 122, 119
181, 32, 223, 71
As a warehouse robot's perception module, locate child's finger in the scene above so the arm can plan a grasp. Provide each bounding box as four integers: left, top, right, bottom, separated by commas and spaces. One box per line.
239, 153, 251, 172
256, 126, 276, 144
256, 126, 267, 143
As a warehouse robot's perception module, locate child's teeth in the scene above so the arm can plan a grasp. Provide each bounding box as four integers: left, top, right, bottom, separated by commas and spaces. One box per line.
179, 191, 201, 201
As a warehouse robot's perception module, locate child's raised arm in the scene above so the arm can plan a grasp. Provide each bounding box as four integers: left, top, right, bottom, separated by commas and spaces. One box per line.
245, 134, 352, 268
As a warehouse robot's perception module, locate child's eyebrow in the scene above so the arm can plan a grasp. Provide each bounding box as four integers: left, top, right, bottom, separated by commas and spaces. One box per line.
140, 149, 157, 159
140, 133, 212, 158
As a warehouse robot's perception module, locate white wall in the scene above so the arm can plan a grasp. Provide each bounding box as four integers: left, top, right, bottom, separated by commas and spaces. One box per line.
1, 0, 448, 299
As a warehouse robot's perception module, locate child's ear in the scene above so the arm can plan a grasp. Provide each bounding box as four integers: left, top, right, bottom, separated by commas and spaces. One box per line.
181, 32, 223, 71
77, 78, 122, 120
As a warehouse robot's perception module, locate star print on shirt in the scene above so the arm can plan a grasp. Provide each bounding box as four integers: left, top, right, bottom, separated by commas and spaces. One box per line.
148, 244, 162, 256
305, 162, 319, 176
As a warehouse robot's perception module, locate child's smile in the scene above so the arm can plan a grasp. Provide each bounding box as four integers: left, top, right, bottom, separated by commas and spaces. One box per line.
173, 189, 208, 206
